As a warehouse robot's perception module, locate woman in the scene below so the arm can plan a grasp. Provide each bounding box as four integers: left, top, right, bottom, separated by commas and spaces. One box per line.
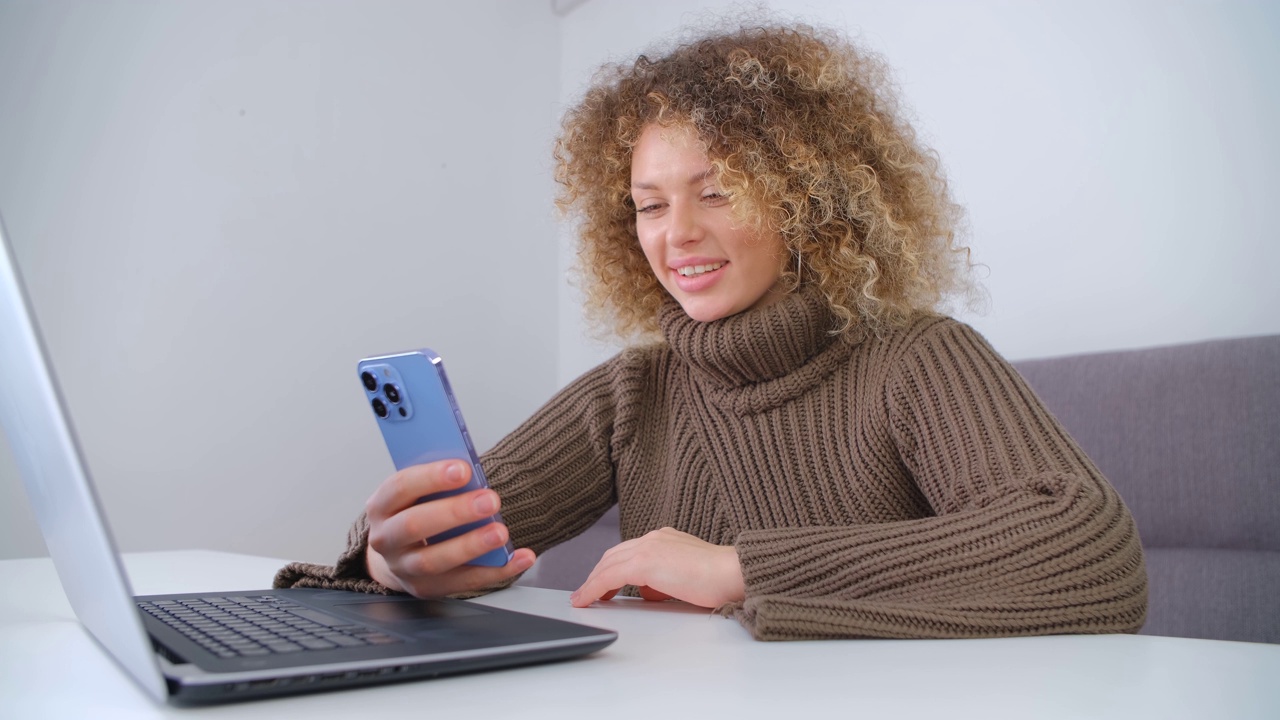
276, 23, 1147, 641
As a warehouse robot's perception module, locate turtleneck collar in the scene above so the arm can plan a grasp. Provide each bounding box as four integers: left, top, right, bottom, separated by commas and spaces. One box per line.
659, 285, 855, 391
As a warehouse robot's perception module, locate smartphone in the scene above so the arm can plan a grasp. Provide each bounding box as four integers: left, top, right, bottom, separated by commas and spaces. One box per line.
357, 349, 514, 567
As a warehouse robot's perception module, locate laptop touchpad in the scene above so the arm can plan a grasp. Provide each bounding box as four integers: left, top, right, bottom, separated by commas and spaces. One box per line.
335, 599, 488, 623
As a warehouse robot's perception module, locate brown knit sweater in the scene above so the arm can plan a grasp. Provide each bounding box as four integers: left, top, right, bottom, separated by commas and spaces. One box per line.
275, 289, 1148, 640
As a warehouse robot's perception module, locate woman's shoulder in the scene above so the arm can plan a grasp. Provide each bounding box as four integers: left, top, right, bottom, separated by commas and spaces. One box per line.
847, 313, 1024, 410
847, 313, 1006, 384
571, 341, 669, 379
861, 313, 993, 358
549, 342, 672, 447
556, 341, 672, 403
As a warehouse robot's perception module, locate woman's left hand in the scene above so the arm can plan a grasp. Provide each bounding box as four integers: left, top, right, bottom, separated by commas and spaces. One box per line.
569, 527, 745, 609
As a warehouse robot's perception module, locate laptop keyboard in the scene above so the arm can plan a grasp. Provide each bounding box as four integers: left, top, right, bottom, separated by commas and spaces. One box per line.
138, 595, 402, 659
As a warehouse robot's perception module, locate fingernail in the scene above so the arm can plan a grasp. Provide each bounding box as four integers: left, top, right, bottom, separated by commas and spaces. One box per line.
447, 463, 466, 483
473, 492, 497, 514
515, 555, 533, 571
569, 591, 579, 603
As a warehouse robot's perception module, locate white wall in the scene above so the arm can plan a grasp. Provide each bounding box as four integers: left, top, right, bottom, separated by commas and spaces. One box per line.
556, 0, 1280, 385
0, 1, 563, 561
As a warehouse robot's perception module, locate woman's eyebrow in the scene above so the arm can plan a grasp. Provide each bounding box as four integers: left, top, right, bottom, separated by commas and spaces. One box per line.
631, 168, 716, 191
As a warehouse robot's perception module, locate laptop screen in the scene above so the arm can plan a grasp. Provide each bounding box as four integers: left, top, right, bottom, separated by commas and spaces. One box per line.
0, 217, 169, 702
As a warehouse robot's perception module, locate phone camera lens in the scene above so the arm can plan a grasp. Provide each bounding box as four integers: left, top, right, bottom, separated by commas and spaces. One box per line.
372, 398, 388, 418
361, 371, 378, 392
383, 384, 401, 404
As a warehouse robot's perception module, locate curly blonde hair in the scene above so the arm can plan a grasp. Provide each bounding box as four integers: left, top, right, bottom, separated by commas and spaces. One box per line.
555, 22, 974, 339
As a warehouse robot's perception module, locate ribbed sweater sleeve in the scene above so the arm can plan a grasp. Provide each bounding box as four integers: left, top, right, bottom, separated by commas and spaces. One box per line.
273, 512, 393, 593
274, 354, 632, 594
730, 320, 1148, 640
478, 354, 632, 556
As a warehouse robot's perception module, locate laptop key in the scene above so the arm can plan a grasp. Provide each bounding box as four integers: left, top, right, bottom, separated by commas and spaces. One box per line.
327, 635, 367, 648
266, 642, 304, 653
297, 639, 337, 650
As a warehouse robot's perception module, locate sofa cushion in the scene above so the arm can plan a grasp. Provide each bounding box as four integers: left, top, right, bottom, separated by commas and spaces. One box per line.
1013, 335, 1280, 552
1142, 547, 1280, 643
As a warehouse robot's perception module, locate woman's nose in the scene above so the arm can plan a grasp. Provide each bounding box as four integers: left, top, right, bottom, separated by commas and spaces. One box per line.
666, 204, 705, 246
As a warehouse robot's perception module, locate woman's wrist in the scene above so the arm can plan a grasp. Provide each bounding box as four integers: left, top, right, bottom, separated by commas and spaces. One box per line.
720, 545, 746, 604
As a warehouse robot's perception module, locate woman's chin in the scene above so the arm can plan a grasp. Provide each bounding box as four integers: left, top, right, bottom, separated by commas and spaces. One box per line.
675, 297, 740, 323
673, 286, 785, 323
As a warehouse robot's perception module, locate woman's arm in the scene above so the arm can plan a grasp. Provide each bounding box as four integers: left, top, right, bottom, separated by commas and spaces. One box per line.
728, 320, 1148, 640
274, 351, 641, 595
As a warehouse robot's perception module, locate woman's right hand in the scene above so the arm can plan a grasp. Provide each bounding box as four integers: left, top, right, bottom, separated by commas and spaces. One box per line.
364, 459, 535, 597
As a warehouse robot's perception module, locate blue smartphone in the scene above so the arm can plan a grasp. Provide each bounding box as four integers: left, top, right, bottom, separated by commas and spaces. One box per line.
357, 349, 514, 567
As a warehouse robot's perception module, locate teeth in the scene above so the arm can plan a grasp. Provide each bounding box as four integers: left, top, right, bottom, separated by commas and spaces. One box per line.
677, 263, 724, 277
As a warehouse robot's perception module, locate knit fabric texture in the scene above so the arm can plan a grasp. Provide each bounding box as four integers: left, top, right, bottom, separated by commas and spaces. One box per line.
275, 288, 1148, 640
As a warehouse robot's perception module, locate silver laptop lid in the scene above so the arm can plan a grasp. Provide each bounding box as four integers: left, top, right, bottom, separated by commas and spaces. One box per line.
0, 214, 168, 702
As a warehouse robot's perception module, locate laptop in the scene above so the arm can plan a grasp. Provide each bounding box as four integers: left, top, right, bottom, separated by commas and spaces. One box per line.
0, 215, 617, 705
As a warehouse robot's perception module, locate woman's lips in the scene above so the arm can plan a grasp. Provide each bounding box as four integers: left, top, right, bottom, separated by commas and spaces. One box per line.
672, 262, 728, 292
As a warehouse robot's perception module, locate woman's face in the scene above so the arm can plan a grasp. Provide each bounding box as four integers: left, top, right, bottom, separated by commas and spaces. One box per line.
630, 124, 786, 323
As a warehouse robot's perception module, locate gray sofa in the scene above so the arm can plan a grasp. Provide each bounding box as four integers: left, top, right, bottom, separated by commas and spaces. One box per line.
518, 334, 1280, 644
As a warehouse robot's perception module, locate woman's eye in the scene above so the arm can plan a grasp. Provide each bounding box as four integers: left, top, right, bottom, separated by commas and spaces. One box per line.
702, 192, 727, 203
636, 203, 663, 215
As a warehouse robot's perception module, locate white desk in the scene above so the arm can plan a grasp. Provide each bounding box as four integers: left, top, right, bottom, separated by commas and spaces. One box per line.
2, 551, 1278, 719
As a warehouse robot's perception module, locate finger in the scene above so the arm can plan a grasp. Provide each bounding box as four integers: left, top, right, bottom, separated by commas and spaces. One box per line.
391, 520, 512, 579
638, 585, 673, 602
371, 487, 501, 554
571, 556, 637, 608
366, 460, 471, 521
570, 584, 622, 607
404, 548, 537, 599
569, 536, 656, 607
